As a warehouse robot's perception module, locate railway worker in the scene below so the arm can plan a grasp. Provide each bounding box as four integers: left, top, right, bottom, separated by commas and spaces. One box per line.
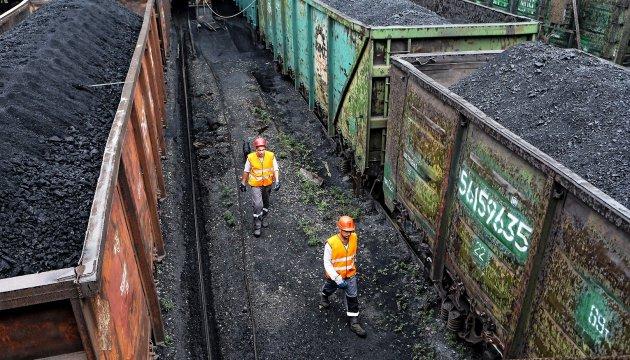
239, 137, 280, 237
319, 215, 367, 338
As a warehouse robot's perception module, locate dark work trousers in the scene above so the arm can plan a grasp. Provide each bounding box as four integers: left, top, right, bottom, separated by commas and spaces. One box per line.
251, 185, 271, 228
321, 276, 359, 317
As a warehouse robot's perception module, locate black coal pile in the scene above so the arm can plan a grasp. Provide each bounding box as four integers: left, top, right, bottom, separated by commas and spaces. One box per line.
411, 0, 524, 24
452, 42, 630, 208
319, 0, 450, 26
0, 0, 141, 279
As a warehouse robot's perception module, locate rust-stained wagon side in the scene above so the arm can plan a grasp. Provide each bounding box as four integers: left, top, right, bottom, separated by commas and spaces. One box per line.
0, 1, 171, 358
240, 0, 539, 177
385, 51, 629, 358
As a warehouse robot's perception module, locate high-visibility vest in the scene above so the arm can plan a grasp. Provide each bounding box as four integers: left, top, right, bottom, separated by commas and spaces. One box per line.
326, 233, 357, 279
247, 151, 275, 187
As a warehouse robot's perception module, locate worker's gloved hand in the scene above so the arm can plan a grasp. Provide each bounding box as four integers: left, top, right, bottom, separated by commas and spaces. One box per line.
239, 183, 247, 192
273, 180, 281, 192
338, 280, 349, 289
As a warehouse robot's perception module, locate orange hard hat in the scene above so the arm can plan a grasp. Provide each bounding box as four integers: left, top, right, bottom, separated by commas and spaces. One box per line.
253, 137, 267, 148
337, 215, 356, 232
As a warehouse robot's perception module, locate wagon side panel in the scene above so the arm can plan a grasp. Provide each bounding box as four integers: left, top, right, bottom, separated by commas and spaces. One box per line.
445, 122, 553, 344
524, 193, 630, 357
336, 42, 372, 172
86, 187, 152, 358
394, 76, 461, 249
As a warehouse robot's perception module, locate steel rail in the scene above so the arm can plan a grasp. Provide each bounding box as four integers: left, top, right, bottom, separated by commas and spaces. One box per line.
179, 27, 214, 360
184, 13, 260, 360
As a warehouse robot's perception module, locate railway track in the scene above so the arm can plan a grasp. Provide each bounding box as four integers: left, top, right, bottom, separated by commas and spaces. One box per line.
179, 27, 214, 360
180, 13, 260, 360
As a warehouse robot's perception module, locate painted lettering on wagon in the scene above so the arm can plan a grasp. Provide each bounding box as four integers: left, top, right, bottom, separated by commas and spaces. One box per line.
575, 284, 619, 347
457, 166, 533, 264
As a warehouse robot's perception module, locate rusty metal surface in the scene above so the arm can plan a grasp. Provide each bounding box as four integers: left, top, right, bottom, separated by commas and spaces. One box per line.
396, 78, 461, 249
83, 187, 151, 358
0, 0, 168, 357
392, 52, 630, 231
0, 269, 76, 310
119, 0, 148, 15
387, 51, 629, 357
0, 300, 83, 359
78, 0, 166, 295
524, 194, 630, 357
446, 122, 554, 346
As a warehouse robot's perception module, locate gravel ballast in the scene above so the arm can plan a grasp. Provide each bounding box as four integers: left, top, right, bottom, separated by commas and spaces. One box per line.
0, 0, 141, 279
451, 42, 630, 208
175, 6, 476, 357
318, 0, 450, 26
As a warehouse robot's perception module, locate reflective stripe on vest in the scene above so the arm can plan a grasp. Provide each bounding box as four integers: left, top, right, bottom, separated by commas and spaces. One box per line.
247, 151, 275, 187
327, 233, 357, 279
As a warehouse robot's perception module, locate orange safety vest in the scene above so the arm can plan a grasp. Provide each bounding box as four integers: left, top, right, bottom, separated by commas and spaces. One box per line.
247, 151, 275, 187
326, 233, 357, 279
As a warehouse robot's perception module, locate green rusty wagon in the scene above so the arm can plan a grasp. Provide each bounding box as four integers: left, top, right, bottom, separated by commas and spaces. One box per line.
234, 0, 539, 177
385, 51, 629, 358
479, 0, 630, 66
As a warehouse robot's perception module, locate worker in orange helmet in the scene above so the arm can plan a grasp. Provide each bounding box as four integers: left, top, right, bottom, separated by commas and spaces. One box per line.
239, 137, 280, 237
319, 215, 367, 337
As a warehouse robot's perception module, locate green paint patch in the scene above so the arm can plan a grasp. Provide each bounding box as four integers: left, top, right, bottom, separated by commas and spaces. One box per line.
383, 161, 396, 204
516, 0, 539, 17
348, 116, 357, 136
457, 165, 533, 264
404, 161, 439, 220
470, 236, 492, 269
491, 0, 510, 9
458, 224, 514, 317
575, 283, 618, 348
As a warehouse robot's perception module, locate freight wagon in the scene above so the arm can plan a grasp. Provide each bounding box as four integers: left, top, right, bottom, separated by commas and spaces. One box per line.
478, 0, 630, 66
0, 0, 47, 34
234, 0, 539, 178
384, 50, 629, 358
0, 0, 171, 358
0, 0, 20, 13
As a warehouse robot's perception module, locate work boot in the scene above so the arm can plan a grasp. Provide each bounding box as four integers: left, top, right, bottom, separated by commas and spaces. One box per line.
253, 218, 262, 237
261, 209, 269, 228
319, 294, 330, 310
349, 317, 367, 338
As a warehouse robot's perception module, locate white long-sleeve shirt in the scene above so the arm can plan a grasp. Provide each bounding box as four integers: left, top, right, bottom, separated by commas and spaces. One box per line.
324, 242, 354, 285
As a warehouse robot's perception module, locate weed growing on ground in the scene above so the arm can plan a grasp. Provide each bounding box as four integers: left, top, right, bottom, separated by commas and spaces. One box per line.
412, 342, 436, 360
329, 186, 361, 220
160, 297, 175, 312
298, 217, 321, 246
445, 332, 467, 354
220, 184, 234, 208
277, 130, 313, 167
299, 176, 362, 223
299, 174, 326, 205
164, 333, 173, 347
223, 210, 236, 227
251, 105, 272, 125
